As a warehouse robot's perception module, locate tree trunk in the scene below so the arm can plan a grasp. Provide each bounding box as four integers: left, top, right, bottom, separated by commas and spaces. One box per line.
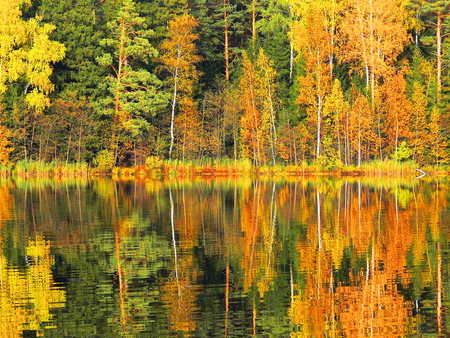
224, 0, 230, 81
316, 95, 322, 159
358, 109, 362, 167
169, 67, 178, 158
252, 0, 257, 41
437, 12, 442, 102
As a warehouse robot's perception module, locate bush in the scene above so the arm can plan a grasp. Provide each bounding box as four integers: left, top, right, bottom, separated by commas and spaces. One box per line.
145, 156, 163, 168
94, 150, 115, 172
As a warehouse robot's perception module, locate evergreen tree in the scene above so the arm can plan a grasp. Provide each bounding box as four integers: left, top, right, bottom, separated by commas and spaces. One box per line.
38, 0, 108, 98
97, 0, 167, 165
421, 1, 450, 103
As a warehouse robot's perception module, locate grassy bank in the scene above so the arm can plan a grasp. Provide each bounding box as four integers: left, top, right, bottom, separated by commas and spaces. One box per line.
112, 158, 447, 178
1, 158, 447, 178
10, 160, 89, 177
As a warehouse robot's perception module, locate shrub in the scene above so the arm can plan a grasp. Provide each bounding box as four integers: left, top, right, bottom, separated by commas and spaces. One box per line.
145, 156, 163, 168
94, 150, 115, 172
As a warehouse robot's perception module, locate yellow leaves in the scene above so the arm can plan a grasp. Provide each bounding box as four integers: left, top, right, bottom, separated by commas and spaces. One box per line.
0, 1, 65, 112
160, 13, 201, 90
338, 0, 409, 82
240, 50, 278, 165
0, 235, 65, 337
24, 89, 51, 113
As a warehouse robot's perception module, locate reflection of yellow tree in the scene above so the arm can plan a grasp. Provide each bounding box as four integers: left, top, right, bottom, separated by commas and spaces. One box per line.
289, 181, 420, 337
160, 189, 201, 336
0, 235, 65, 338
161, 254, 200, 334
335, 272, 411, 337
240, 182, 278, 296
0, 182, 12, 233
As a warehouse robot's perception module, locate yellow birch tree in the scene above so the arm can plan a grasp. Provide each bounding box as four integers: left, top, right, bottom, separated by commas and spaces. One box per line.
160, 13, 201, 159
0, 0, 65, 112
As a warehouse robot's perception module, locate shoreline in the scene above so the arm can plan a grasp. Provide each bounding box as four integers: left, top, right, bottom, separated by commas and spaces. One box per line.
0, 159, 447, 178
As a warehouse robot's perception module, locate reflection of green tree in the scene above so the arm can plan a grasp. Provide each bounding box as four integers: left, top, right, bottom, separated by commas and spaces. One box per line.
45, 211, 173, 337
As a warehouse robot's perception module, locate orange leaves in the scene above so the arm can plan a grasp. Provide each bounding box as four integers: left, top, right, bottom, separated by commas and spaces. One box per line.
160, 14, 201, 92
0, 124, 13, 166
348, 93, 376, 165
338, 0, 409, 87
291, 0, 335, 70
175, 97, 203, 160
381, 72, 414, 155
160, 13, 201, 159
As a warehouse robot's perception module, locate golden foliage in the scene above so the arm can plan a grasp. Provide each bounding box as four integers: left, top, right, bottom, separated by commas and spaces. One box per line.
0, 235, 65, 337
240, 50, 278, 165
160, 13, 201, 95
0, 0, 65, 111
338, 0, 409, 84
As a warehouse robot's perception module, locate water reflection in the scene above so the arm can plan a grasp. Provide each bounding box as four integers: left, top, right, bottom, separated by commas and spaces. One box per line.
0, 177, 449, 336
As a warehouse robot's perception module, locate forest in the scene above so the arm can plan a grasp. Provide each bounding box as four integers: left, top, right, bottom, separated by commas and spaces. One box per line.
0, 0, 450, 172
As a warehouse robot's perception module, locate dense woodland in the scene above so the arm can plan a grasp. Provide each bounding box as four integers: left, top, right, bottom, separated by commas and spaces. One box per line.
0, 0, 450, 169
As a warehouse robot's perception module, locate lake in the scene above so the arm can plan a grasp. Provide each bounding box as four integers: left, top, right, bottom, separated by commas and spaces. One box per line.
0, 177, 449, 337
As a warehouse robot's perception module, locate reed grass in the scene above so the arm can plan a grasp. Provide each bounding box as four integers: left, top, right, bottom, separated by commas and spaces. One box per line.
6, 158, 446, 179
112, 158, 433, 178
13, 160, 89, 177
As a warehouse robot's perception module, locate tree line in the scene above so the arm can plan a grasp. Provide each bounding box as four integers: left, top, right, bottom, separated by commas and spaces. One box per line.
0, 0, 449, 168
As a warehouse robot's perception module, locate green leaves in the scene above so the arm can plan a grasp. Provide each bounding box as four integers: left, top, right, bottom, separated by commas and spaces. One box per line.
97, 0, 168, 162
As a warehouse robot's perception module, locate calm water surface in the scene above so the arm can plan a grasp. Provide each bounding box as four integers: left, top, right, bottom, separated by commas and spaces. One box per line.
1, 177, 450, 337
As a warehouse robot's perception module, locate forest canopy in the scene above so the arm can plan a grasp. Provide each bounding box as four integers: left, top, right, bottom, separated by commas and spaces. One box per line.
0, 0, 449, 169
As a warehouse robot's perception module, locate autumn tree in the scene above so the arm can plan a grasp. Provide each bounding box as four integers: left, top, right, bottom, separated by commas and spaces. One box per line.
256, 50, 278, 164
321, 79, 349, 166
160, 13, 201, 158
0, 0, 65, 112
381, 72, 414, 157
240, 52, 267, 165
338, 0, 409, 159
338, 0, 409, 97
348, 93, 377, 166
223, 84, 243, 160
291, 0, 336, 159
97, 0, 166, 164
240, 50, 279, 165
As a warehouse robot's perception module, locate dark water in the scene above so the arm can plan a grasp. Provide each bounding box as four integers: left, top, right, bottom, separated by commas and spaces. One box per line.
1, 177, 450, 337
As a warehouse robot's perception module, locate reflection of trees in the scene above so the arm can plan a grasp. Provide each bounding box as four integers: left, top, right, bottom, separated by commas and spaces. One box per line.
160, 188, 201, 336
287, 179, 450, 336
2, 177, 450, 336
0, 235, 65, 338
0, 181, 12, 231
